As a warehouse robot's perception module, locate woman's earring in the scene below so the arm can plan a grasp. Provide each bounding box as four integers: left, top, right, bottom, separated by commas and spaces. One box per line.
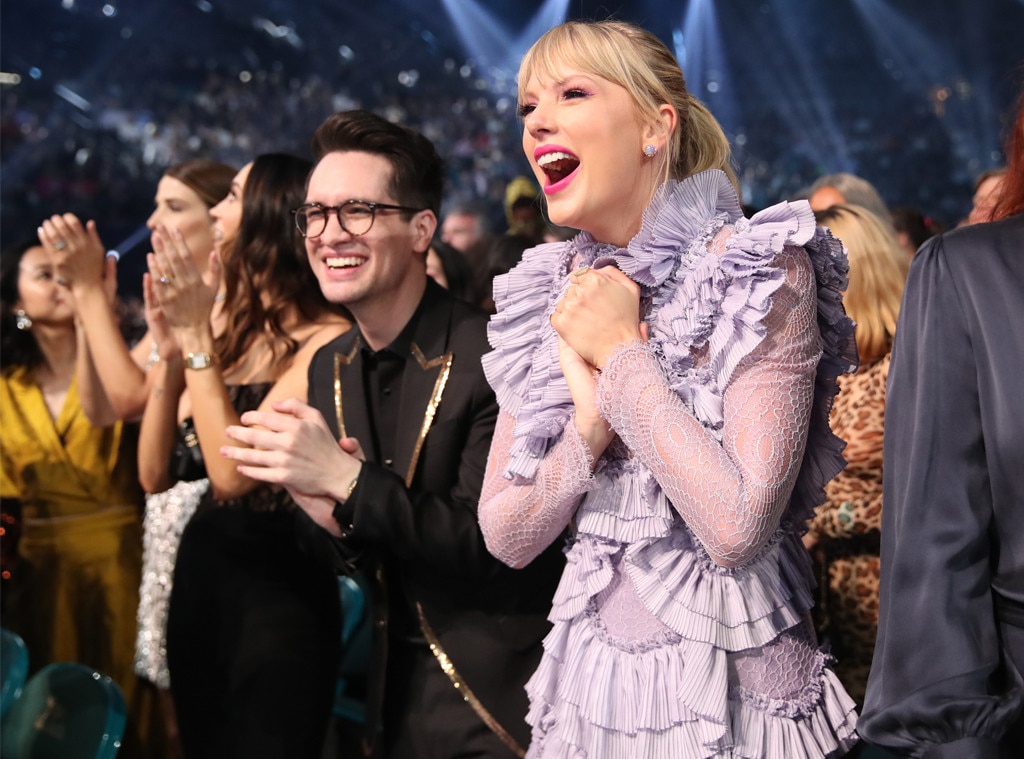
15, 309, 32, 330
643, 144, 658, 158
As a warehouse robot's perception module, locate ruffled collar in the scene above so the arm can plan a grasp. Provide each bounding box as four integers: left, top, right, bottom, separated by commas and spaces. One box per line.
569, 170, 743, 291
483, 169, 824, 481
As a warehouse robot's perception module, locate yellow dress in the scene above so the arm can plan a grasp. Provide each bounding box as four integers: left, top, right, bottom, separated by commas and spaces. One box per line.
0, 366, 143, 716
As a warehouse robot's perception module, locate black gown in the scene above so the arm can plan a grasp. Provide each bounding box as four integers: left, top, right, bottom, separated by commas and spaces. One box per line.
166, 383, 342, 759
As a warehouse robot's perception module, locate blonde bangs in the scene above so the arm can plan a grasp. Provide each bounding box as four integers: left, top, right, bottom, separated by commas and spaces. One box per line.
517, 23, 652, 113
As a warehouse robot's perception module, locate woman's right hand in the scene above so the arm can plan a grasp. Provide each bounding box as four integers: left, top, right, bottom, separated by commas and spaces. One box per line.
146, 225, 220, 348
558, 337, 615, 462
142, 272, 181, 363
38, 214, 107, 293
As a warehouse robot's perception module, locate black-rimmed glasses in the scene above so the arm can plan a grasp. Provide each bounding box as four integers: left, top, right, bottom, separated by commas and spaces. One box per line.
291, 200, 425, 238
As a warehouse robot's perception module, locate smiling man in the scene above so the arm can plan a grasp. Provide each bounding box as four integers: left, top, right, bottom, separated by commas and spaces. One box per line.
221, 110, 563, 758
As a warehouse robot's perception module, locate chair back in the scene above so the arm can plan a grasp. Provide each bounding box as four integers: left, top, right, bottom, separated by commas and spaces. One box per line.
0, 662, 126, 759
334, 573, 372, 724
1, 628, 30, 718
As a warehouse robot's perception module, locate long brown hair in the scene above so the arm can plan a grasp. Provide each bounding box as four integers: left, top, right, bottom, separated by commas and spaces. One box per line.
163, 159, 235, 209
214, 154, 339, 373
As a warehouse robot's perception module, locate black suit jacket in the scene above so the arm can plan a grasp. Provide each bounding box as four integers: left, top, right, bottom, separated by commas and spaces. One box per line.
300, 279, 564, 754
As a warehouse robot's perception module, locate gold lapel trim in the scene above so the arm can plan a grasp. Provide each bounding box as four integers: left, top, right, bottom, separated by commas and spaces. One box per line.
332, 337, 361, 438
416, 603, 526, 757
405, 343, 453, 488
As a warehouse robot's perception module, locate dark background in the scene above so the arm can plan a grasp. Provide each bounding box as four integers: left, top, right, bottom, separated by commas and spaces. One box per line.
2, 0, 1023, 289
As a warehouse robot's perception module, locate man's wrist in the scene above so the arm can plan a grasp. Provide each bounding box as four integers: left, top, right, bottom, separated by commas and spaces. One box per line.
341, 461, 363, 502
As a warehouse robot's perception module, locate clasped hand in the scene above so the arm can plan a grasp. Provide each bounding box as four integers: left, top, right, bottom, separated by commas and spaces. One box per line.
222, 399, 365, 537
550, 264, 645, 370
550, 265, 647, 460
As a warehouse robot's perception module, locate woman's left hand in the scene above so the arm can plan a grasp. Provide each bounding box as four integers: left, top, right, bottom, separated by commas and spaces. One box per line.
551, 265, 644, 369
146, 225, 220, 341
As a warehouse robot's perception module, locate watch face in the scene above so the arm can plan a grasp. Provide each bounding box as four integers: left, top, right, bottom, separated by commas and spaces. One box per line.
186, 352, 214, 370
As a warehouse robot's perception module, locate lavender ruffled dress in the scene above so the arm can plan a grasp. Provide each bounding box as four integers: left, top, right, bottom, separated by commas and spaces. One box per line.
479, 170, 860, 758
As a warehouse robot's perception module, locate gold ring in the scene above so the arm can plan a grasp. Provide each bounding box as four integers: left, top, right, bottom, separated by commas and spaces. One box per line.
571, 265, 590, 277
158, 276, 173, 285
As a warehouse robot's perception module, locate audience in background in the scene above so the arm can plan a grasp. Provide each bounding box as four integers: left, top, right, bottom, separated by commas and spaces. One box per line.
806, 204, 909, 712
426, 237, 473, 301
808, 172, 891, 222
472, 233, 539, 313
440, 200, 493, 254
964, 167, 1007, 225
889, 205, 941, 258
502, 175, 546, 239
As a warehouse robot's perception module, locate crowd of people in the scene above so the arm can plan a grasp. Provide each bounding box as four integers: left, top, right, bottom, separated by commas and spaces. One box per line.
2, 14, 1023, 759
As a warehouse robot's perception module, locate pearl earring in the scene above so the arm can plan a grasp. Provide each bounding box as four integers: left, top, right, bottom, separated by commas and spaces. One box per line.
643, 144, 658, 158
15, 309, 32, 330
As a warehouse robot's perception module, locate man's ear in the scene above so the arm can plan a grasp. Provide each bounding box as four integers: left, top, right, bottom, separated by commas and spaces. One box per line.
411, 210, 438, 255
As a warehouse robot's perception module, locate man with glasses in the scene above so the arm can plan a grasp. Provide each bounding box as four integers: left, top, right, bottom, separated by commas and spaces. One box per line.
222, 110, 563, 758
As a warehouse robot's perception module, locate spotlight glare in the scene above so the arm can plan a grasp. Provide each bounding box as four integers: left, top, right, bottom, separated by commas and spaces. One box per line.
102, 4, 116, 18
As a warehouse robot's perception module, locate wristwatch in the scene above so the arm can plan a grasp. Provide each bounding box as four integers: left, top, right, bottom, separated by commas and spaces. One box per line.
183, 352, 217, 370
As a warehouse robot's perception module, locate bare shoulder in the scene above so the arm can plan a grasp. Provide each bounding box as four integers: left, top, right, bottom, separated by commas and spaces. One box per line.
292, 316, 352, 359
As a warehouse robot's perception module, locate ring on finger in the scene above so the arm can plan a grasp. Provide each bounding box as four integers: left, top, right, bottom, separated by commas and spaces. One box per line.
158, 276, 174, 285
571, 265, 590, 277
54, 239, 68, 251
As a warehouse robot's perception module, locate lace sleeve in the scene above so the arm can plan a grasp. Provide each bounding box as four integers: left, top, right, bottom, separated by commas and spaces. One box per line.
478, 408, 597, 568
597, 247, 821, 568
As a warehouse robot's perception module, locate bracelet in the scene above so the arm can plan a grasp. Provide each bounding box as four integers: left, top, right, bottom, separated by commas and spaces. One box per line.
345, 473, 359, 499
146, 341, 160, 371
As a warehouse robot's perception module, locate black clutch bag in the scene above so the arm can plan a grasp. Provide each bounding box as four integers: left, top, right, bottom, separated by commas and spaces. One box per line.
169, 417, 208, 482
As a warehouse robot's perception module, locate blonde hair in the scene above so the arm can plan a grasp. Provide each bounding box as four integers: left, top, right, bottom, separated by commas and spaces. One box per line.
815, 204, 909, 366
517, 20, 736, 193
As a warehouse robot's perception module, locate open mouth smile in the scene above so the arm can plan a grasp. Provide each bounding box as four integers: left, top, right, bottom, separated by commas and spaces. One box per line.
536, 148, 580, 195
326, 255, 365, 270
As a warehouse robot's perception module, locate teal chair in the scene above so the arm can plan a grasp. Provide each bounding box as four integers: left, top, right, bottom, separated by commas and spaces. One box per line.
0, 662, 126, 759
333, 574, 371, 724
1, 628, 29, 718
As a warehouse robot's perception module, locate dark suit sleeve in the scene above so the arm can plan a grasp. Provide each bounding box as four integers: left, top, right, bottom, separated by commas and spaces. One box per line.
859, 233, 1023, 757
329, 335, 502, 579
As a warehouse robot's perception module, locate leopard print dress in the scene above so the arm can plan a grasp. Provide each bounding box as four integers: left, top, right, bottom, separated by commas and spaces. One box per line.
807, 352, 890, 705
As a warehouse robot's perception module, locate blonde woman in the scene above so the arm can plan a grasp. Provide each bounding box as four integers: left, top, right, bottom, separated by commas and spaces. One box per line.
477, 20, 859, 758
806, 203, 909, 706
